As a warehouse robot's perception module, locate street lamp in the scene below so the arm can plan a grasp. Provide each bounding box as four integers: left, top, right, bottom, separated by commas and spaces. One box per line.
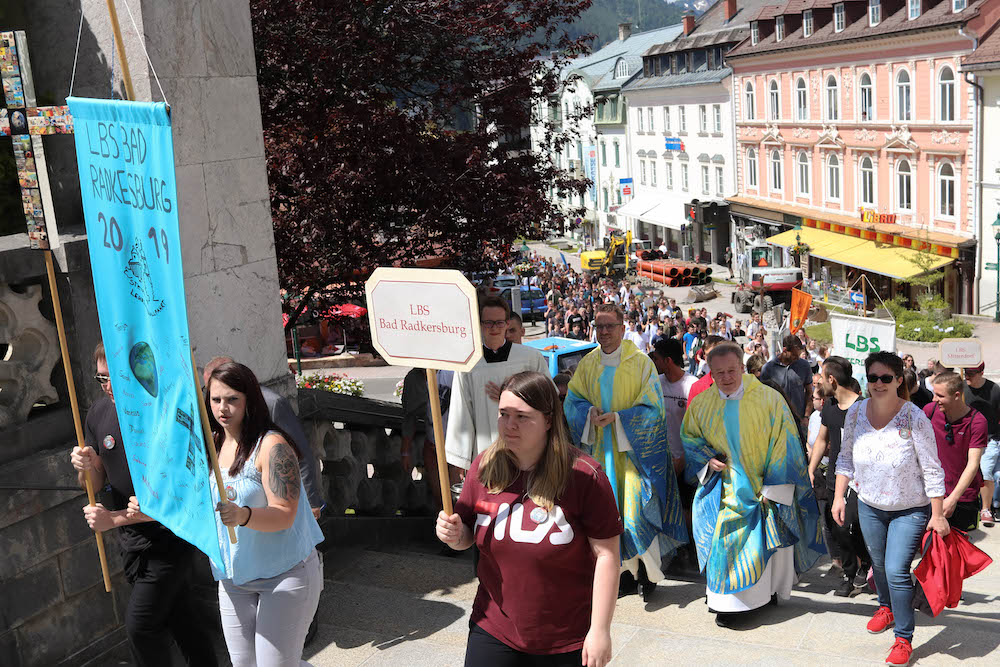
994, 212, 1000, 323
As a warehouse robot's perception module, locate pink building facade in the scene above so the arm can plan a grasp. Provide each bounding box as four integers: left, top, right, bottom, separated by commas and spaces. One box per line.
726, 0, 1000, 312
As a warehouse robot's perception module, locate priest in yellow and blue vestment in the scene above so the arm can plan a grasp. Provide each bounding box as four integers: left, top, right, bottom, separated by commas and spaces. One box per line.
680, 342, 824, 624
565, 304, 687, 601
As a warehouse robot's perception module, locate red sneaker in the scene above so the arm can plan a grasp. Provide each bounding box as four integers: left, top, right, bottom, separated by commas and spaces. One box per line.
866, 606, 895, 634
885, 637, 912, 666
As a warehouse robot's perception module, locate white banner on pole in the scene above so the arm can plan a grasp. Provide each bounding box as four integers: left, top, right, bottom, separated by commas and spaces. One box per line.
830, 313, 896, 392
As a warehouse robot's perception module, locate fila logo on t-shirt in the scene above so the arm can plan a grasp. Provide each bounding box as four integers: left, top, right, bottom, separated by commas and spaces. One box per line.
475, 502, 574, 545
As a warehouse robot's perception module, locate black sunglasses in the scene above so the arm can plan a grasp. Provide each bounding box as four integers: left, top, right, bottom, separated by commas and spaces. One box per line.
866, 373, 897, 385
94, 373, 111, 384
944, 421, 954, 444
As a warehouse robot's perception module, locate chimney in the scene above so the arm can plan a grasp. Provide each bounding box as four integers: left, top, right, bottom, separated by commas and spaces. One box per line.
724, 0, 737, 21
682, 12, 696, 36
618, 22, 632, 42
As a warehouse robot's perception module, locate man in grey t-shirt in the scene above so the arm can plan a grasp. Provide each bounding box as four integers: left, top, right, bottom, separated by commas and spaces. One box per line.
760, 335, 814, 418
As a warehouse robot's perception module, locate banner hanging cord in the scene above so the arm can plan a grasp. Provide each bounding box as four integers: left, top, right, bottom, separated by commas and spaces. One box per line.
68, 8, 84, 98
120, 0, 169, 107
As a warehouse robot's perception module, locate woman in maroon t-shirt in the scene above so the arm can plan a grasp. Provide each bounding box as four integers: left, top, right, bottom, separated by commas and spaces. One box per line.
436, 371, 623, 667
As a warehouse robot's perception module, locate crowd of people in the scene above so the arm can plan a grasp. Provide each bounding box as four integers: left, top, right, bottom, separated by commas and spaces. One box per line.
431, 251, 997, 667
66, 249, 998, 667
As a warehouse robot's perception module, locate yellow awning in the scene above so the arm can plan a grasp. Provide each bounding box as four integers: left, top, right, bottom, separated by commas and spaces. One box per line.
766, 227, 953, 280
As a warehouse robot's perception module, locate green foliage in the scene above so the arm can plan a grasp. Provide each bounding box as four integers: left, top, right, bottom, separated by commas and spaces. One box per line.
805, 322, 832, 344
896, 318, 973, 343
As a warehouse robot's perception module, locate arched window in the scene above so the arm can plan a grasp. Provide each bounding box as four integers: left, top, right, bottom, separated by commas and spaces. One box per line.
796, 77, 808, 121
939, 163, 955, 217
827, 154, 841, 200
614, 59, 630, 79
860, 156, 875, 206
747, 148, 758, 188
826, 75, 839, 121
939, 67, 955, 122
769, 80, 780, 121
896, 70, 911, 122
770, 149, 783, 191
859, 72, 873, 121
744, 81, 756, 121
897, 159, 913, 211
797, 151, 810, 195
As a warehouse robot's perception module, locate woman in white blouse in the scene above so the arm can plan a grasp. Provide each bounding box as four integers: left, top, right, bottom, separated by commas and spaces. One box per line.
833, 351, 948, 667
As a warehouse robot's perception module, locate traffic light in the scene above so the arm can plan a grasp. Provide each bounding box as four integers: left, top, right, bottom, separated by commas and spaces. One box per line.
684, 200, 699, 225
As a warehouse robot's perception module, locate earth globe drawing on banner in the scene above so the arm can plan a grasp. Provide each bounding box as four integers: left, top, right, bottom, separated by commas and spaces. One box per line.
129, 341, 159, 397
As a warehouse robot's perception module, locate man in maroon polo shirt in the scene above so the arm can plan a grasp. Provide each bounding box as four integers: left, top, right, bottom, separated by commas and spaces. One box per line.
925, 372, 988, 531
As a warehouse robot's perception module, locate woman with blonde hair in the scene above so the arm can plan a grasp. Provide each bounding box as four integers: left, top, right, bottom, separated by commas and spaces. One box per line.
436, 371, 622, 667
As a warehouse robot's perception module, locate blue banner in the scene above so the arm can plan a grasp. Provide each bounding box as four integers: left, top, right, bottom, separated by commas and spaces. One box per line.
584, 145, 597, 203
67, 97, 223, 570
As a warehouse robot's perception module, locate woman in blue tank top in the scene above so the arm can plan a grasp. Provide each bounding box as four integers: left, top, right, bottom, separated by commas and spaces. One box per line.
206, 362, 323, 667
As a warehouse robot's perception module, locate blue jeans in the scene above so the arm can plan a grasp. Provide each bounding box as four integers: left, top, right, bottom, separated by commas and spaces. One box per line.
857, 501, 930, 641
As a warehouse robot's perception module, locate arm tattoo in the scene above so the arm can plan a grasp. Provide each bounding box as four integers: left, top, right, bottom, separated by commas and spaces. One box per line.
268, 441, 301, 503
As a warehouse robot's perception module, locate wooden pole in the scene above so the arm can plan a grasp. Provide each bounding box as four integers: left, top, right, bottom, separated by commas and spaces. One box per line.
426, 369, 453, 515
104, 0, 136, 101
191, 352, 237, 544
44, 251, 112, 593
861, 275, 868, 318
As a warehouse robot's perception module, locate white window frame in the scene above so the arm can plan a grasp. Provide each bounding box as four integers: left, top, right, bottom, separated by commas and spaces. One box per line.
751, 21, 759, 45
713, 104, 722, 133
663, 106, 671, 132
896, 158, 914, 212
776, 16, 785, 42
860, 156, 876, 206
650, 160, 657, 187
826, 153, 842, 202
637, 107, 645, 132
615, 59, 629, 79
938, 66, 955, 122
869, 0, 882, 26
859, 71, 874, 122
954, 0, 967, 10
716, 166, 724, 196
770, 149, 783, 193
666, 162, 674, 189
681, 164, 689, 191
602, 187, 609, 211
804, 10, 814, 36
896, 69, 912, 122
679, 106, 687, 132
796, 77, 808, 121
701, 165, 710, 194
647, 107, 655, 132
938, 161, 956, 218
640, 159, 647, 185
796, 151, 810, 196
769, 79, 781, 121
699, 105, 708, 133
614, 141, 620, 167
747, 148, 758, 188
744, 82, 756, 121
834, 4, 846, 32
601, 141, 607, 167
908, 0, 920, 20
825, 75, 840, 122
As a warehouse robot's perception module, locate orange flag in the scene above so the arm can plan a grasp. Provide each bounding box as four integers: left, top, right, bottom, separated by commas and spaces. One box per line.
789, 288, 812, 334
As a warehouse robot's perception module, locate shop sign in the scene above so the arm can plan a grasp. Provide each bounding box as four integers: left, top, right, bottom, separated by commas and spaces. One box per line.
859, 208, 896, 225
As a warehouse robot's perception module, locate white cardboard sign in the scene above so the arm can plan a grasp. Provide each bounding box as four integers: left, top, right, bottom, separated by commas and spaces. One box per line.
938, 338, 982, 368
365, 267, 483, 371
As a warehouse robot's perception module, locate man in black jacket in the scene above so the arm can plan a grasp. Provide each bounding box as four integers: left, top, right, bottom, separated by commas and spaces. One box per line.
71, 343, 218, 667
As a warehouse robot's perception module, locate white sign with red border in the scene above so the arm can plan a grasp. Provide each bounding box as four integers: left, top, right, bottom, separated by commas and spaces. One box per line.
938, 338, 982, 369
365, 267, 483, 372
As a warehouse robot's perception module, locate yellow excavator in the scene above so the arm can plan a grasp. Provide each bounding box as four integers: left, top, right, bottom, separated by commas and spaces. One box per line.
581, 230, 635, 279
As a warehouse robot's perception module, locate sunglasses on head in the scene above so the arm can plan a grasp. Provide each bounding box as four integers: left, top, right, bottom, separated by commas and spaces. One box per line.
866, 373, 897, 385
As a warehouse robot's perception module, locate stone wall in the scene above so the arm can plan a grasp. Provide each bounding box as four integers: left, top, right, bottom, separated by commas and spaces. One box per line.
0, 1, 289, 664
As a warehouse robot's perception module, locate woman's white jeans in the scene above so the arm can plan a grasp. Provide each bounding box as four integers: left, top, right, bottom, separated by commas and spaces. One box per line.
218, 549, 322, 667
